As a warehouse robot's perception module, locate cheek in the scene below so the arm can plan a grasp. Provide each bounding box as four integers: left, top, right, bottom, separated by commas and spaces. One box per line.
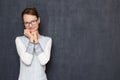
24, 26, 28, 29
35, 24, 39, 29
32, 25, 39, 31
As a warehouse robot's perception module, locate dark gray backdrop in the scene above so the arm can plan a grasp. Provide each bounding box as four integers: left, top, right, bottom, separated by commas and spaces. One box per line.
0, 0, 120, 80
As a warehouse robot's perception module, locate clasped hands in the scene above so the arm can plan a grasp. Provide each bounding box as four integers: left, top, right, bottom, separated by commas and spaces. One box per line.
24, 29, 40, 43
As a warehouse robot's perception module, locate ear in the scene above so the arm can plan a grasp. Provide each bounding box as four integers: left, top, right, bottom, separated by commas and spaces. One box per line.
37, 17, 40, 24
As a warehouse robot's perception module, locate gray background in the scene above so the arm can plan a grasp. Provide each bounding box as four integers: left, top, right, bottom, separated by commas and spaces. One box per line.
0, 0, 120, 80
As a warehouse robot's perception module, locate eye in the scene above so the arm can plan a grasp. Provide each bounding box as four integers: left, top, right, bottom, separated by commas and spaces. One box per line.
24, 22, 29, 25
31, 20, 37, 24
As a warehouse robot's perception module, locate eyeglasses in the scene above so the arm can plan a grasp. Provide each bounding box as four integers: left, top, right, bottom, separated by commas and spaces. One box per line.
24, 19, 38, 27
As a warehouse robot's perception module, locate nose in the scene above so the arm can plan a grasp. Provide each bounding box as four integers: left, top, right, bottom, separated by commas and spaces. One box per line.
28, 23, 33, 27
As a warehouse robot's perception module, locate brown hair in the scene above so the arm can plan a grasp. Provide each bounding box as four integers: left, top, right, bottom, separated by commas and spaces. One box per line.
21, 7, 39, 20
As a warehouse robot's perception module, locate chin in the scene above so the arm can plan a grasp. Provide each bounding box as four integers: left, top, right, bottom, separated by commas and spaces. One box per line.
30, 30, 35, 32
30, 29, 37, 32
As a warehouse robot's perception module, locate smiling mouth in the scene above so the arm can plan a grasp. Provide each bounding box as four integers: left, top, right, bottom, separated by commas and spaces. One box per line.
30, 28, 34, 29
29, 27, 34, 30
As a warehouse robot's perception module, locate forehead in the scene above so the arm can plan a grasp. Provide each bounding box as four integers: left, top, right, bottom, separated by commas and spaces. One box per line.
23, 14, 37, 22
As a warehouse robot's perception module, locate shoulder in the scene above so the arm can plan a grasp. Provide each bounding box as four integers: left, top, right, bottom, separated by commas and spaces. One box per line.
40, 35, 52, 42
39, 35, 52, 45
15, 36, 25, 40
15, 36, 28, 43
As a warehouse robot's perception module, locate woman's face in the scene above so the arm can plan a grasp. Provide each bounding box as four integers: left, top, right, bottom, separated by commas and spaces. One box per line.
23, 14, 40, 32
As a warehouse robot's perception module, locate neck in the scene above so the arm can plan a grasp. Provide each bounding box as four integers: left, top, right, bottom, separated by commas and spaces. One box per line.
36, 31, 41, 38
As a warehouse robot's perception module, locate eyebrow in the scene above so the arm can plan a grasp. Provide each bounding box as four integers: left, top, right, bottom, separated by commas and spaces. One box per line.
24, 19, 37, 23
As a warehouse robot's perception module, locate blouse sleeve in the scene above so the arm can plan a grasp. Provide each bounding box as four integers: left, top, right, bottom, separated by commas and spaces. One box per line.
35, 38, 52, 65
15, 37, 34, 65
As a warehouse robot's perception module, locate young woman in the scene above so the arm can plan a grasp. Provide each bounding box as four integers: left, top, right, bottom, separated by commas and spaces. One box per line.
15, 7, 52, 80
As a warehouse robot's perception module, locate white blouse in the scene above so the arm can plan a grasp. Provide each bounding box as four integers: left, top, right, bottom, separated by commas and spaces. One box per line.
15, 35, 52, 80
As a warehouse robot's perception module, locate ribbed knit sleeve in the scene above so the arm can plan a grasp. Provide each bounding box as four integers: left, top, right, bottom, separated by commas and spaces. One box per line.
34, 42, 43, 56
15, 37, 33, 65
26, 42, 34, 55
37, 38, 52, 65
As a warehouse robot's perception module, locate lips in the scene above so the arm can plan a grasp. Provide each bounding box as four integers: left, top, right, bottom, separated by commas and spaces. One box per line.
29, 27, 35, 30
